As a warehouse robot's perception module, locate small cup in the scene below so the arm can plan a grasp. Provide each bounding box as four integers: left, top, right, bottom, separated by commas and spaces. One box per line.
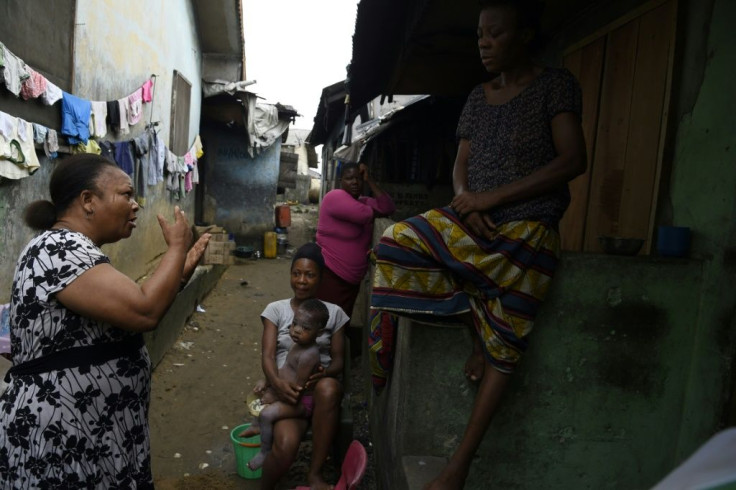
657, 226, 691, 258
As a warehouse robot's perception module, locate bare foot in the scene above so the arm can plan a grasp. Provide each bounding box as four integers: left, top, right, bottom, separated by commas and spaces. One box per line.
238, 424, 260, 438
247, 450, 266, 470
464, 339, 485, 382
307, 473, 334, 490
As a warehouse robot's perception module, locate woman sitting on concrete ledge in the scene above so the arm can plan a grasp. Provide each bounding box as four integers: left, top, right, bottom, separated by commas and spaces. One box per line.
368, 0, 587, 488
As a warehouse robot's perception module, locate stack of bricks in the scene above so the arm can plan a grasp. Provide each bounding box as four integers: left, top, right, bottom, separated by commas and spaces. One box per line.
195, 225, 236, 265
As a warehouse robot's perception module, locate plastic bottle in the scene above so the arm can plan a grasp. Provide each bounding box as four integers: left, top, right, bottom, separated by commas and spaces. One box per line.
263, 231, 277, 259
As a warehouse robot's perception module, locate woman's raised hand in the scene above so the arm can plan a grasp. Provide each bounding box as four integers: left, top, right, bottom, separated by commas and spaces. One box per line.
359, 163, 370, 181
182, 233, 211, 282
157, 206, 192, 252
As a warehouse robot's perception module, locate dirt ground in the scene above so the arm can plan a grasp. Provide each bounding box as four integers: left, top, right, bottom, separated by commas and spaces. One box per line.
150, 205, 375, 490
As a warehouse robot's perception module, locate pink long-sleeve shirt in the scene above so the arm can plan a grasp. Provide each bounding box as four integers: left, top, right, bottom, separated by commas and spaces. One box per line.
316, 188, 396, 284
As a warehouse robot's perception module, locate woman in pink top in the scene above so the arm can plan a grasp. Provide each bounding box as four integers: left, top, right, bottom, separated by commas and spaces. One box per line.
316, 162, 395, 320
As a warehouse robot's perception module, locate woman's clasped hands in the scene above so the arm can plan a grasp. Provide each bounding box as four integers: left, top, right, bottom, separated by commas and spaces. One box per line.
450, 192, 497, 240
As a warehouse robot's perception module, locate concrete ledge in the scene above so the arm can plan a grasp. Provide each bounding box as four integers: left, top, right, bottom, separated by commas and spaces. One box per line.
144, 264, 227, 367
366, 252, 731, 489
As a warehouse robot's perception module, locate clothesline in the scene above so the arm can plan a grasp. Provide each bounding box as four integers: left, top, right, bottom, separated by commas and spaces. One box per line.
0, 40, 204, 202
0, 108, 204, 202
1, 41, 157, 143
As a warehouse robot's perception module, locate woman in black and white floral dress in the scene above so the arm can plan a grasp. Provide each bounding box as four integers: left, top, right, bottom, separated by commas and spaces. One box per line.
0, 154, 210, 489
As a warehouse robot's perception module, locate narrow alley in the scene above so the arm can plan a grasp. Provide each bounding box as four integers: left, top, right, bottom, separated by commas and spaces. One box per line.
149, 205, 374, 489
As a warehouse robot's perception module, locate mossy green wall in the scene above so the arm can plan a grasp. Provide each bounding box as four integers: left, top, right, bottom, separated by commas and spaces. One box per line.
665, 0, 736, 459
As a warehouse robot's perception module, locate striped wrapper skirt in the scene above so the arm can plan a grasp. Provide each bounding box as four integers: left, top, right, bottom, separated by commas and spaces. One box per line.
369, 207, 560, 391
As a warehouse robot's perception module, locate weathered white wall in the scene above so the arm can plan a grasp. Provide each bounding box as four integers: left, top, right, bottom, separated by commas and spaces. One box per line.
0, 0, 204, 299
73, 0, 203, 282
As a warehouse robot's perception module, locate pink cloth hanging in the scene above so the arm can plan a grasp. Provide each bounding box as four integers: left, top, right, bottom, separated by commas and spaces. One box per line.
141, 79, 154, 102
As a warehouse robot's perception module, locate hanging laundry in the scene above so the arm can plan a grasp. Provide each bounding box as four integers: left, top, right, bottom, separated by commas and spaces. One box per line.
117, 98, 129, 135
106, 101, 120, 133
2, 47, 30, 97
89, 101, 108, 138
32, 124, 54, 159
146, 131, 159, 186
45, 129, 58, 159
127, 88, 143, 126
132, 132, 151, 204
41, 80, 63, 106
32, 123, 47, 146
112, 141, 134, 176
71, 140, 101, 155
0, 138, 28, 180
154, 131, 166, 185
194, 134, 204, 158
20, 68, 47, 100
61, 92, 92, 144
19, 120, 40, 173
98, 140, 114, 161
40, 80, 63, 106
0, 112, 14, 140
192, 156, 199, 185
0, 112, 27, 179
142, 79, 154, 102
15, 118, 29, 142
0, 116, 40, 179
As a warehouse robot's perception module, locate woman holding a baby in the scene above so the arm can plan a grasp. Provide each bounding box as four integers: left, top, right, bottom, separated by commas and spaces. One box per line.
246, 242, 348, 490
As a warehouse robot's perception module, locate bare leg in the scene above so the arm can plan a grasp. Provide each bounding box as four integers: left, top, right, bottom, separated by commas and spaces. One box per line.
459, 312, 484, 382
239, 419, 260, 438
425, 359, 511, 490
260, 417, 308, 490
248, 402, 307, 471
308, 377, 342, 490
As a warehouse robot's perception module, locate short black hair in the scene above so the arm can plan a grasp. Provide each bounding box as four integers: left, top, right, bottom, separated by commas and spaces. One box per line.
338, 162, 360, 179
291, 242, 325, 274
299, 298, 329, 329
24, 154, 119, 230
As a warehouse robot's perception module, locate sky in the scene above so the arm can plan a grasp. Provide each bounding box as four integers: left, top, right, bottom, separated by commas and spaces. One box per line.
242, 0, 361, 131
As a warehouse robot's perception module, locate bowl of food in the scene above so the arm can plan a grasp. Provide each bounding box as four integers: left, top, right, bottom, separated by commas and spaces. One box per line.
598, 236, 644, 256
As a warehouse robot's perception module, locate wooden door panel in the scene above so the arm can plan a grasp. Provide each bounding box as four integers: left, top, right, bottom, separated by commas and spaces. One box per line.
618, 0, 676, 251
560, 37, 605, 251
584, 19, 640, 251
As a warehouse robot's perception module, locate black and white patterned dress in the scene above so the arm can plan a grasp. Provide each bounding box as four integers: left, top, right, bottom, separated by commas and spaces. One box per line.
0, 229, 153, 489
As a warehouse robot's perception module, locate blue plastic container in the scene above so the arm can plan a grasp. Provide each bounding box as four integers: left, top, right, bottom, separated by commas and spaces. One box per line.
657, 226, 691, 258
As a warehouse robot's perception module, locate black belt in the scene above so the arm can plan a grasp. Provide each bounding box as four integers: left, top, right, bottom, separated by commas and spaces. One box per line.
4, 335, 144, 383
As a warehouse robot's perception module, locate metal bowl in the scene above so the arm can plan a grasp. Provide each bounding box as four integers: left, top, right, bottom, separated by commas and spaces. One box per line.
598, 236, 644, 256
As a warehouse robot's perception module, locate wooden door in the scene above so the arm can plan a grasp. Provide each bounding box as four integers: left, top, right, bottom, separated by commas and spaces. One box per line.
559, 0, 677, 253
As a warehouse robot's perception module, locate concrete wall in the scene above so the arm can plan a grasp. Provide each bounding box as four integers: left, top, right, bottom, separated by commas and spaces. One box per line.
200, 124, 280, 249
371, 255, 708, 489
366, 0, 736, 488
0, 0, 204, 300
0, 1, 221, 361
